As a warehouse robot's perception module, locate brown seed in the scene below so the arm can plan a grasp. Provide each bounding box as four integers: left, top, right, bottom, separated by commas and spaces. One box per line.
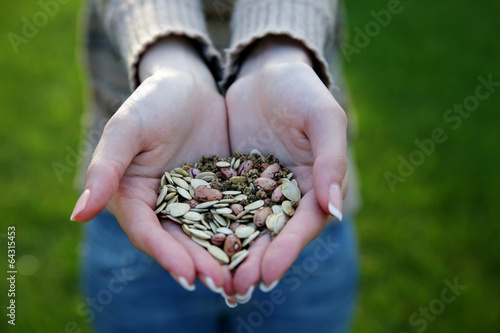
189, 168, 201, 178
253, 177, 278, 192
229, 222, 241, 233
271, 185, 285, 202
260, 163, 270, 171
194, 185, 223, 202
261, 163, 281, 179
263, 198, 272, 205
184, 199, 200, 209
230, 203, 244, 215
253, 207, 272, 228
219, 167, 238, 180
224, 234, 241, 258
238, 160, 253, 175
211, 233, 227, 246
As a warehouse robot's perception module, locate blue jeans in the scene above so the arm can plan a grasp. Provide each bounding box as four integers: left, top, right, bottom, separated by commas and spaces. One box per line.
80, 211, 358, 333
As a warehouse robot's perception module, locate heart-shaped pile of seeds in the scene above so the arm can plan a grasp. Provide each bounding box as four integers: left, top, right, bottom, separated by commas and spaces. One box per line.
154, 150, 301, 270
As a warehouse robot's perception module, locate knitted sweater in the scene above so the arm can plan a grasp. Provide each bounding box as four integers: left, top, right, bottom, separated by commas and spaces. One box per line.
79, 0, 360, 216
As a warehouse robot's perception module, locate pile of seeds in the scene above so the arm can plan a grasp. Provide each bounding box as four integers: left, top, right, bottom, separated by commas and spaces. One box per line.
154, 151, 301, 270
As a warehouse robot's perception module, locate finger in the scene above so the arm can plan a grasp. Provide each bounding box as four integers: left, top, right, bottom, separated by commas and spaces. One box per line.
307, 100, 347, 221
113, 197, 197, 287
260, 191, 328, 285
161, 221, 226, 293
221, 265, 238, 307
233, 232, 271, 300
70, 113, 142, 222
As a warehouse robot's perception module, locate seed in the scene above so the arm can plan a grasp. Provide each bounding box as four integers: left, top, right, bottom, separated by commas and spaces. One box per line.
188, 228, 211, 240
222, 190, 242, 195
254, 178, 277, 191
229, 222, 241, 232
173, 167, 189, 177
183, 211, 203, 222
250, 149, 262, 156
184, 199, 199, 209
241, 230, 260, 247
219, 167, 238, 180
244, 200, 264, 211
191, 179, 210, 189
282, 180, 301, 202
266, 214, 278, 232
216, 208, 233, 215
223, 234, 241, 258
156, 185, 168, 206
272, 205, 283, 215
253, 206, 272, 228
213, 214, 227, 227
233, 158, 241, 171
161, 174, 167, 186
238, 160, 253, 175
189, 168, 201, 178
271, 185, 285, 202
208, 245, 230, 264
154, 201, 167, 215
196, 201, 218, 209
169, 203, 191, 217
196, 171, 216, 180
273, 213, 287, 233
173, 177, 190, 191
211, 233, 226, 246
230, 203, 244, 215
235, 226, 256, 238
229, 176, 246, 184
191, 236, 210, 248
164, 171, 174, 185
216, 227, 233, 235
261, 163, 281, 179
233, 194, 247, 201
177, 187, 192, 200
228, 249, 249, 270
216, 161, 231, 168
282, 200, 295, 216
194, 185, 223, 202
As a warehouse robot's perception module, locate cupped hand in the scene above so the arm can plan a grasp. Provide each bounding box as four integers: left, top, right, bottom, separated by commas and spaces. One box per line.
225, 36, 348, 301
70, 37, 231, 293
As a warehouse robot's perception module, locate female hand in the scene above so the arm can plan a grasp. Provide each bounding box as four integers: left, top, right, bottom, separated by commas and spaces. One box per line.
70, 37, 232, 294
225, 36, 348, 302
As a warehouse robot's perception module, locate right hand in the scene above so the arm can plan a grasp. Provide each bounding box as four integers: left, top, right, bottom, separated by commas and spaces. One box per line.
70, 37, 234, 294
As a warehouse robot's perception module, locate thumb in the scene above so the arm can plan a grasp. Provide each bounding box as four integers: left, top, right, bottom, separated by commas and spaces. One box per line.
308, 102, 348, 221
70, 115, 142, 222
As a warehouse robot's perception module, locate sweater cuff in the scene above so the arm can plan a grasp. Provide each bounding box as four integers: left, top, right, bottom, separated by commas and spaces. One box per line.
106, 0, 222, 91
222, 0, 335, 91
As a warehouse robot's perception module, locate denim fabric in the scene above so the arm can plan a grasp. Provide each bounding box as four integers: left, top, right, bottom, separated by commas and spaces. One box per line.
80, 211, 358, 333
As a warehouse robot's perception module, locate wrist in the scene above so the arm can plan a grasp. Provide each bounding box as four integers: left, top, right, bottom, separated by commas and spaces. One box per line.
138, 36, 214, 85
238, 35, 313, 77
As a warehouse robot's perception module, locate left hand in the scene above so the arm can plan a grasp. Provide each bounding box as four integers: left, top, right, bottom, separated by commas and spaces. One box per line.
225, 36, 348, 302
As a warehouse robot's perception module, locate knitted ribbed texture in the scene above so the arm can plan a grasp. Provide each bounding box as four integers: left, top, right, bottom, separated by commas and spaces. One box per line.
101, 0, 222, 90
222, 0, 335, 90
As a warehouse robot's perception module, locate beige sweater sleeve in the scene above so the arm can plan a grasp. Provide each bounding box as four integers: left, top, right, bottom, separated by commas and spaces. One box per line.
92, 0, 222, 90
222, 0, 337, 90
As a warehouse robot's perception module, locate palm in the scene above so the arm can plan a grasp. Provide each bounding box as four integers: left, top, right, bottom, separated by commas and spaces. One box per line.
88, 73, 232, 289
226, 63, 345, 293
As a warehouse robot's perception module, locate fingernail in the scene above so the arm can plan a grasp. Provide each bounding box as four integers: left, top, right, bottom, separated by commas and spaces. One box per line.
236, 285, 255, 304
175, 276, 196, 291
224, 297, 238, 308
328, 183, 343, 221
70, 189, 90, 221
204, 276, 223, 294
259, 280, 279, 293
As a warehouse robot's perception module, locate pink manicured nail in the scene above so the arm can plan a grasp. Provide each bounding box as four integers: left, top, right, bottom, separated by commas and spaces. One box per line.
173, 275, 196, 291
236, 285, 255, 304
259, 280, 279, 293
70, 189, 90, 221
328, 183, 343, 222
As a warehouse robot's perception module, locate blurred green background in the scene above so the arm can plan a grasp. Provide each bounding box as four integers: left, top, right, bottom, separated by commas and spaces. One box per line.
0, 0, 498, 332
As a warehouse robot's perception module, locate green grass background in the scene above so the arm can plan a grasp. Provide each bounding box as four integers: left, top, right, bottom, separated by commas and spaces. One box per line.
0, 0, 498, 332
